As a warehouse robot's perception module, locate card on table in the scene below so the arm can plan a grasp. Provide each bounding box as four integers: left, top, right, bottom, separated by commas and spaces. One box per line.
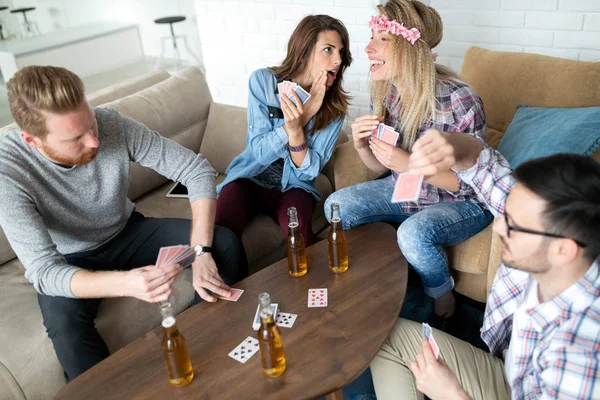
214, 288, 245, 302
275, 312, 297, 328
252, 303, 279, 330
422, 322, 440, 359
308, 288, 328, 308
391, 172, 423, 203
377, 123, 399, 146
228, 336, 260, 364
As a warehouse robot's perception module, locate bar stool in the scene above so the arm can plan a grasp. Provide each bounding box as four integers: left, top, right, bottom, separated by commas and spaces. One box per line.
11, 7, 40, 37
154, 16, 202, 71
0, 7, 8, 40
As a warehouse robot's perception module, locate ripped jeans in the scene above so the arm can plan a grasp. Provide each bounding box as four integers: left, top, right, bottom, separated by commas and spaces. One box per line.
325, 176, 493, 299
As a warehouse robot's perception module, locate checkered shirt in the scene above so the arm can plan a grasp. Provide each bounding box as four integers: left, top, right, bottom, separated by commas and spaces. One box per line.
457, 146, 600, 399
382, 79, 487, 212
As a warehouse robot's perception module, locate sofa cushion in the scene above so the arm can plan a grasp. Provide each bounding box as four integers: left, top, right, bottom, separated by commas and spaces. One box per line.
0, 259, 63, 400
104, 67, 213, 201
461, 47, 600, 148
200, 103, 248, 174
498, 106, 600, 169
447, 224, 493, 275
88, 70, 170, 107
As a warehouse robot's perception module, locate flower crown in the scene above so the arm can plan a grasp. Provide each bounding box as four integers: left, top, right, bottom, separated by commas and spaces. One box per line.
368, 15, 421, 45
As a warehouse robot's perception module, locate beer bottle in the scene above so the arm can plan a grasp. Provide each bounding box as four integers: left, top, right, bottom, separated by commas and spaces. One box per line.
286, 207, 308, 277
257, 293, 286, 377
328, 202, 349, 273
160, 302, 194, 387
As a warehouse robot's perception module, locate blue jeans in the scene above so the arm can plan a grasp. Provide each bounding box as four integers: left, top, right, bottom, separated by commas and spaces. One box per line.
325, 176, 493, 299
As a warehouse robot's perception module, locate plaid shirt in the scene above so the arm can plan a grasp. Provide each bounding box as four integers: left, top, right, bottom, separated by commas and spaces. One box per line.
382, 79, 487, 212
457, 147, 600, 399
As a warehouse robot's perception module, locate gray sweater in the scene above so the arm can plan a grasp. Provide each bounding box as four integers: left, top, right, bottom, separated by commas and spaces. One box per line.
0, 107, 216, 298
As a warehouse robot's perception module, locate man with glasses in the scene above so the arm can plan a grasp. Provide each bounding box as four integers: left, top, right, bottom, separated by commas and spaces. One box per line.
369, 129, 600, 400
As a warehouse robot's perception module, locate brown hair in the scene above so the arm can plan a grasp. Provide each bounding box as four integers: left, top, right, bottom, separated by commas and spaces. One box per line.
7, 65, 85, 138
372, 0, 460, 151
270, 15, 353, 134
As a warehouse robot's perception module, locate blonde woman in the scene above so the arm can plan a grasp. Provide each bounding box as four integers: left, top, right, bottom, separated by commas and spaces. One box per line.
325, 0, 492, 331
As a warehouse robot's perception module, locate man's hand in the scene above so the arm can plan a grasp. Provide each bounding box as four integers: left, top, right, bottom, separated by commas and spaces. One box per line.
122, 263, 183, 303
410, 338, 470, 400
408, 129, 456, 177
351, 114, 381, 150
369, 136, 408, 172
192, 253, 232, 302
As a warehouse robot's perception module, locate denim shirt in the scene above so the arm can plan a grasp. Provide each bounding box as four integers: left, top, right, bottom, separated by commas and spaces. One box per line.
217, 68, 344, 201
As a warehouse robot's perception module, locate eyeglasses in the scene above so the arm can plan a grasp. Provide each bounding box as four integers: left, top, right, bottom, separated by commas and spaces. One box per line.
504, 213, 587, 248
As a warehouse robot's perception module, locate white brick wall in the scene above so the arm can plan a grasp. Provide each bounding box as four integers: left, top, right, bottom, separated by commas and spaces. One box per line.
434, 0, 600, 73
196, 0, 600, 119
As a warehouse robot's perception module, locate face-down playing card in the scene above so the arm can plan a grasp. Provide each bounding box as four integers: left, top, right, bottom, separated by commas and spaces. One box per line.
391, 172, 423, 203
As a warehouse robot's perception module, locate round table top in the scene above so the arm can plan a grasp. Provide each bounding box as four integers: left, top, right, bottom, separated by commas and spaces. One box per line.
11, 7, 36, 13
154, 16, 186, 24
55, 222, 409, 400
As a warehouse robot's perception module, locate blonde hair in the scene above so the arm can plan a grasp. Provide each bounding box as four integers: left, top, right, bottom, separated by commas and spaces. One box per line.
7, 65, 85, 138
371, 0, 460, 151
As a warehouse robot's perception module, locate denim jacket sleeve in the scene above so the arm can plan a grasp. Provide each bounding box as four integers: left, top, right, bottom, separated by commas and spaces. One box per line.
246, 69, 290, 166
288, 117, 344, 182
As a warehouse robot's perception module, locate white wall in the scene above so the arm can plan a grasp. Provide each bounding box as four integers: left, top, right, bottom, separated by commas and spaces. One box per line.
195, 0, 600, 120
431, 0, 600, 72
195, 0, 384, 118
2, 0, 203, 64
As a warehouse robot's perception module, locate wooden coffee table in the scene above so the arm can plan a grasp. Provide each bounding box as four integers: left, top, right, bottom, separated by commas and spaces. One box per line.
56, 222, 408, 399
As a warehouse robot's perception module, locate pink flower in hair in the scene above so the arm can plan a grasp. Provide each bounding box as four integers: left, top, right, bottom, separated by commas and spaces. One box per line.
368, 15, 422, 46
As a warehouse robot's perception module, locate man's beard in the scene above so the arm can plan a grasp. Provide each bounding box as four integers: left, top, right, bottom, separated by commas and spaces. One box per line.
501, 237, 551, 274
42, 144, 98, 167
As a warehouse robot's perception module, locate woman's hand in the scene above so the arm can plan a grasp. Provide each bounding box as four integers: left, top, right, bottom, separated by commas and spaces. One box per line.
369, 136, 409, 172
303, 70, 327, 123
351, 115, 381, 150
281, 91, 305, 137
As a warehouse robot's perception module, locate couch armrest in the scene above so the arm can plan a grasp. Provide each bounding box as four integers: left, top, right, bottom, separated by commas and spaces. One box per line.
486, 221, 503, 299
332, 141, 378, 190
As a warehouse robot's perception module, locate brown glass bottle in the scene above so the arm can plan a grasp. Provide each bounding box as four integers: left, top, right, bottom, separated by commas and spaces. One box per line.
328, 202, 348, 273
286, 207, 308, 277
257, 293, 286, 377
160, 302, 194, 387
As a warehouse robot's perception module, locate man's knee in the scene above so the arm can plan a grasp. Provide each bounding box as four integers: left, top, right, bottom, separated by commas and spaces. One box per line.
38, 296, 100, 339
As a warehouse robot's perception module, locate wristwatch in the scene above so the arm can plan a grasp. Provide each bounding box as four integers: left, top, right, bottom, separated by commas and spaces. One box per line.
193, 244, 212, 256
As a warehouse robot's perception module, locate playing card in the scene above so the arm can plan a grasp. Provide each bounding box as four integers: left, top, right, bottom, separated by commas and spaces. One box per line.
391, 172, 423, 203
214, 288, 244, 302
277, 82, 286, 96
422, 323, 440, 359
228, 336, 260, 364
275, 312, 297, 328
156, 245, 185, 268
291, 85, 311, 105
252, 303, 279, 330
377, 124, 399, 146
308, 288, 328, 308
171, 247, 196, 268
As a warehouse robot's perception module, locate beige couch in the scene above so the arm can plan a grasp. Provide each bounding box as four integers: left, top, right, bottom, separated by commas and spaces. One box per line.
0, 67, 347, 400
332, 46, 600, 303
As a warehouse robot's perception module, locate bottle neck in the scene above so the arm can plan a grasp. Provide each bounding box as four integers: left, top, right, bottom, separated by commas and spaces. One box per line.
162, 316, 179, 338
330, 217, 342, 231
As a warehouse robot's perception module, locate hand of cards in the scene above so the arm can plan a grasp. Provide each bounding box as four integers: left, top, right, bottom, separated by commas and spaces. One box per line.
422, 322, 440, 359
155, 245, 196, 268
371, 122, 423, 204
373, 123, 400, 146
277, 80, 311, 105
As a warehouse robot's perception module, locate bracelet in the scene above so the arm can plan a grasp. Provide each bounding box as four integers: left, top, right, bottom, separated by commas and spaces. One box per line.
287, 142, 308, 152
